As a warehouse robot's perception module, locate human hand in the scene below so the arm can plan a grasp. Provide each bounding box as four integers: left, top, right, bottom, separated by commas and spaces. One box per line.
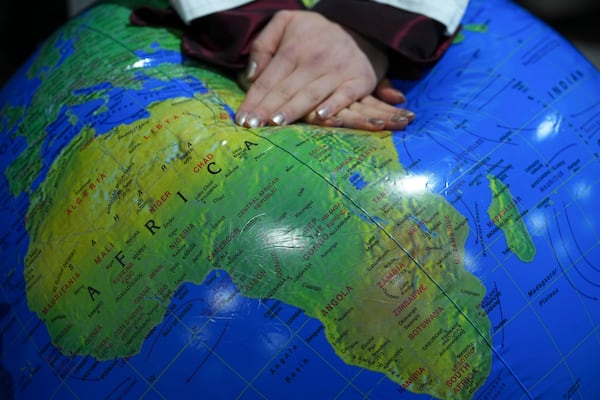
305, 79, 415, 131
236, 10, 389, 128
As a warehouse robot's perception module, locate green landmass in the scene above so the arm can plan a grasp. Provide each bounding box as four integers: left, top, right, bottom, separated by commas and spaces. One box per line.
24, 92, 492, 398
4, 0, 176, 196
9, 2, 493, 399
487, 174, 536, 262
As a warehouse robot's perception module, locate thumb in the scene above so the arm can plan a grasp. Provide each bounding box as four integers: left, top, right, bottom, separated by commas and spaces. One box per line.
374, 78, 406, 105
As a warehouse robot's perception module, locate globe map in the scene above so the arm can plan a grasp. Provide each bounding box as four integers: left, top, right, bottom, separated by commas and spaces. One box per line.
1, 0, 600, 398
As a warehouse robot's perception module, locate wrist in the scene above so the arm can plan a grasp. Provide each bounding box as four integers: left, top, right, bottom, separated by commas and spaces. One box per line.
345, 28, 389, 82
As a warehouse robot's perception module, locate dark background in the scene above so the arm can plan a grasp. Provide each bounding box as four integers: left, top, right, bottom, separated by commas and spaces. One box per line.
1, 1, 599, 88
1, 0, 68, 87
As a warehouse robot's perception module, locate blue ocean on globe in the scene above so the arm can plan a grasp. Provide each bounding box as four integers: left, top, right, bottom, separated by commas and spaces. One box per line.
1, 0, 599, 399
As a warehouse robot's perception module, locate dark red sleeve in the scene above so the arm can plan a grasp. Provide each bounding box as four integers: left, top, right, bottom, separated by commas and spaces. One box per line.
130, 0, 304, 71
131, 0, 456, 78
312, 0, 454, 78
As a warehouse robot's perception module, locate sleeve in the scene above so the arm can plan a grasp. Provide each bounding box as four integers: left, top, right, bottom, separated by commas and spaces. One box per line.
368, 0, 469, 34
168, 0, 254, 24
311, 0, 467, 78
131, 0, 467, 78
130, 0, 305, 71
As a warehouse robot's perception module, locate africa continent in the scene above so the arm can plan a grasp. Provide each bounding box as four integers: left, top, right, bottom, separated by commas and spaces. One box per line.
20, 66, 491, 398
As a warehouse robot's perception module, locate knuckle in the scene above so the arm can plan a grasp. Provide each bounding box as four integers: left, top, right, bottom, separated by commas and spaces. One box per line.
274, 9, 291, 19
252, 78, 272, 93
275, 86, 295, 103
337, 84, 361, 104
307, 48, 329, 66
305, 86, 324, 105
250, 37, 269, 55
278, 44, 300, 64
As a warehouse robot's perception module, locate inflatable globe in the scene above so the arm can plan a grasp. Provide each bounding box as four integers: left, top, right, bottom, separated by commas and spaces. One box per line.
1, 0, 599, 398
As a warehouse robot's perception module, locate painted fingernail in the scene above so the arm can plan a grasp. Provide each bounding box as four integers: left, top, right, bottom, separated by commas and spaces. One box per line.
247, 115, 262, 128
271, 112, 287, 126
391, 115, 408, 123
236, 112, 248, 126
369, 118, 385, 126
246, 61, 257, 80
317, 107, 329, 119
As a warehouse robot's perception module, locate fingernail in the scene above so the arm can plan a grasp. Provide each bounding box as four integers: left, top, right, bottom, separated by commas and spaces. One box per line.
405, 111, 416, 119
247, 115, 262, 128
271, 112, 287, 126
236, 112, 248, 126
368, 118, 385, 125
331, 117, 343, 127
391, 115, 408, 123
246, 61, 257, 80
321, 117, 343, 127
317, 107, 329, 119
393, 90, 406, 102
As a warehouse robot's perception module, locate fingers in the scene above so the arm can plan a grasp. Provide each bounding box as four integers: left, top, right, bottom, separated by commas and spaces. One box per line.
311, 76, 374, 120
236, 11, 292, 126
237, 50, 302, 127
239, 65, 375, 128
253, 71, 365, 127
245, 11, 291, 81
304, 96, 415, 132
374, 78, 406, 105
237, 58, 348, 128
240, 76, 371, 129
304, 110, 343, 128
235, 10, 386, 129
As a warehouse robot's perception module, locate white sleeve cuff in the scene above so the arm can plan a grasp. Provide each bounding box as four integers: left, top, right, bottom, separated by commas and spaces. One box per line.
370, 0, 469, 34
169, 0, 255, 24
168, 0, 469, 33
